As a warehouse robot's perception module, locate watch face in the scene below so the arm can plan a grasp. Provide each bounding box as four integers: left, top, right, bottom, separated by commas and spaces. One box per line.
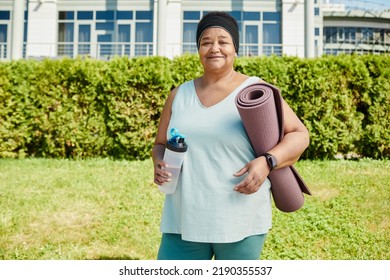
270, 156, 277, 168
266, 154, 277, 170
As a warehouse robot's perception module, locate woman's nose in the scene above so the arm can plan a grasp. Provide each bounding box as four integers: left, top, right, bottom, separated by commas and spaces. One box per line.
210, 42, 220, 52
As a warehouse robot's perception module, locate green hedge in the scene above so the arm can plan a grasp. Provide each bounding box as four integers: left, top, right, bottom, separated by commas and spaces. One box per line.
0, 54, 388, 160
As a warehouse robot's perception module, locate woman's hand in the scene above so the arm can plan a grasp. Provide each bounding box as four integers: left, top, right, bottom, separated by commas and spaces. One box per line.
233, 156, 270, 195
152, 144, 172, 186
153, 159, 172, 186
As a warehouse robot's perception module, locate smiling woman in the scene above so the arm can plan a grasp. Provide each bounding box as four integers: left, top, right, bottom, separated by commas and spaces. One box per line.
196, 12, 240, 53
151, 11, 310, 260
197, 28, 237, 78
195, 27, 241, 106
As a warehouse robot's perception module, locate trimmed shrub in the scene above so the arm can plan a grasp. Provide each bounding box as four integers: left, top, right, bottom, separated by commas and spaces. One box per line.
0, 54, 388, 160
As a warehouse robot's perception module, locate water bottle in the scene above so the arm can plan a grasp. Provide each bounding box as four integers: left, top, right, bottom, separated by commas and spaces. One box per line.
158, 128, 188, 194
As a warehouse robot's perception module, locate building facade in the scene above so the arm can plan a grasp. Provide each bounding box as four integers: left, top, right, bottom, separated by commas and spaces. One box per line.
0, 0, 389, 61
322, 8, 390, 54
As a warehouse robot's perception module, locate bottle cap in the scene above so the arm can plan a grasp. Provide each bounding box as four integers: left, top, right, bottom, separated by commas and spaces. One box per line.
166, 128, 188, 152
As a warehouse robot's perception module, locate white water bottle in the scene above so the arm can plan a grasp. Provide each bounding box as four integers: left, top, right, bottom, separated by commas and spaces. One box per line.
158, 128, 188, 194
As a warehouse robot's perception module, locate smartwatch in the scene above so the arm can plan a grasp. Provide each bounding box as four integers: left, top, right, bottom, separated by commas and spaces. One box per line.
263, 153, 277, 171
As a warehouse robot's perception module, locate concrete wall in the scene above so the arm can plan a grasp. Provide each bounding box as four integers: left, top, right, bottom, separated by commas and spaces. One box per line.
26, 1, 57, 58
281, 0, 305, 57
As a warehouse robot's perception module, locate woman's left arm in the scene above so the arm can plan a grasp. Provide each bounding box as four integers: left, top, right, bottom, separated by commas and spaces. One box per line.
234, 99, 309, 194
266, 99, 310, 168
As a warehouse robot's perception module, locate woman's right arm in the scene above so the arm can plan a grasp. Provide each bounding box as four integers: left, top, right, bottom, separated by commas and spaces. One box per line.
152, 87, 179, 185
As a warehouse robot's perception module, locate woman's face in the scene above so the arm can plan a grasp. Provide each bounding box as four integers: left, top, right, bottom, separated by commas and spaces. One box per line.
198, 27, 236, 72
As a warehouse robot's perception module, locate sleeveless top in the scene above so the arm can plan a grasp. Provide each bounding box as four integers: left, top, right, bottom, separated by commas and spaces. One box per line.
160, 76, 272, 243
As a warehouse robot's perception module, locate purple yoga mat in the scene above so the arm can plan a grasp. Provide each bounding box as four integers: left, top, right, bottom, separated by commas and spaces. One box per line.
235, 82, 311, 212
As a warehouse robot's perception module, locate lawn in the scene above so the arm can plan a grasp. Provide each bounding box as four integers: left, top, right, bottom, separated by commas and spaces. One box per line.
0, 158, 388, 260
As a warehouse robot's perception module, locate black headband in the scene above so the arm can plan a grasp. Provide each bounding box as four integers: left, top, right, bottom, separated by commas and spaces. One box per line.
196, 14, 239, 53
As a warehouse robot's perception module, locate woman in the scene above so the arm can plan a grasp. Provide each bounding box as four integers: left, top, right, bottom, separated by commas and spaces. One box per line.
152, 11, 309, 260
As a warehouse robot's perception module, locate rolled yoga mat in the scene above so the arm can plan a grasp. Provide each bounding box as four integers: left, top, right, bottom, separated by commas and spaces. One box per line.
235, 82, 311, 212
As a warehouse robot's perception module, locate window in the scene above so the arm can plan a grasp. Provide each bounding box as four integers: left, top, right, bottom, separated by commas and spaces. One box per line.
183, 10, 281, 57
0, 11, 10, 20
78, 25, 90, 55
243, 12, 260, 21
245, 25, 258, 56
117, 11, 133, 20
135, 22, 153, 56
58, 22, 74, 57
361, 28, 374, 44
184, 11, 200, 20
136, 11, 153, 20
118, 25, 131, 42
183, 11, 202, 54
263, 23, 281, 55
57, 10, 153, 58
183, 22, 197, 53
263, 12, 281, 55
0, 24, 6, 43
324, 26, 390, 55
345, 27, 356, 43
263, 24, 280, 44
96, 10, 114, 20
135, 11, 153, 56
58, 11, 75, 57
0, 10, 10, 59
58, 23, 74, 42
77, 11, 93, 20
263, 12, 280, 21
336, 27, 343, 42
375, 29, 385, 45
324, 27, 337, 43
59, 11, 74, 20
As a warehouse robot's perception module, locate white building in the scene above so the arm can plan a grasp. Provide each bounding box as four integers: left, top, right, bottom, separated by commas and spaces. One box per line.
0, 0, 388, 60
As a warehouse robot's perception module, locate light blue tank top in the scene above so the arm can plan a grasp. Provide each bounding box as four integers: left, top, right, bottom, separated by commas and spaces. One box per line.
160, 76, 272, 243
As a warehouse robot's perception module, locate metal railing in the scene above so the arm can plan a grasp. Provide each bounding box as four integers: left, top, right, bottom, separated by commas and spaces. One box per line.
57, 42, 154, 60
323, 42, 390, 55
182, 43, 294, 57
2, 42, 290, 61
1, 42, 305, 60
0, 43, 7, 60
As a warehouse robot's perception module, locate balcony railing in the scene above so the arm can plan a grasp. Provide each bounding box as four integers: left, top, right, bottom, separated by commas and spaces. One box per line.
323, 42, 390, 55
182, 43, 291, 57
57, 42, 154, 60
0, 43, 7, 60
1, 42, 304, 60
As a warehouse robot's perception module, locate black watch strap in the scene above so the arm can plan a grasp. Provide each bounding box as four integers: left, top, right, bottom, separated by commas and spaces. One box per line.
263, 153, 277, 171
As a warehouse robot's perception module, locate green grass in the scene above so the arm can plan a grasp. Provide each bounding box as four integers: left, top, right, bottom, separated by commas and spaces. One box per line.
0, 158, 388, 260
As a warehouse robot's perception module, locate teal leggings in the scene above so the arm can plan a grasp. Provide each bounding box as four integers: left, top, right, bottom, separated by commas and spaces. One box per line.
157, 233, 267, 260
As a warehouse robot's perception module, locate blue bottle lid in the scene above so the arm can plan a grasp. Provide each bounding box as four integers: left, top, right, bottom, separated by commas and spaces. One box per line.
166, 128, 188, 153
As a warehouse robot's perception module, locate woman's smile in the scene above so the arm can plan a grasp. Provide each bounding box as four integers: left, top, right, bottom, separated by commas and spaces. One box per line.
206, 55, 225, 59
